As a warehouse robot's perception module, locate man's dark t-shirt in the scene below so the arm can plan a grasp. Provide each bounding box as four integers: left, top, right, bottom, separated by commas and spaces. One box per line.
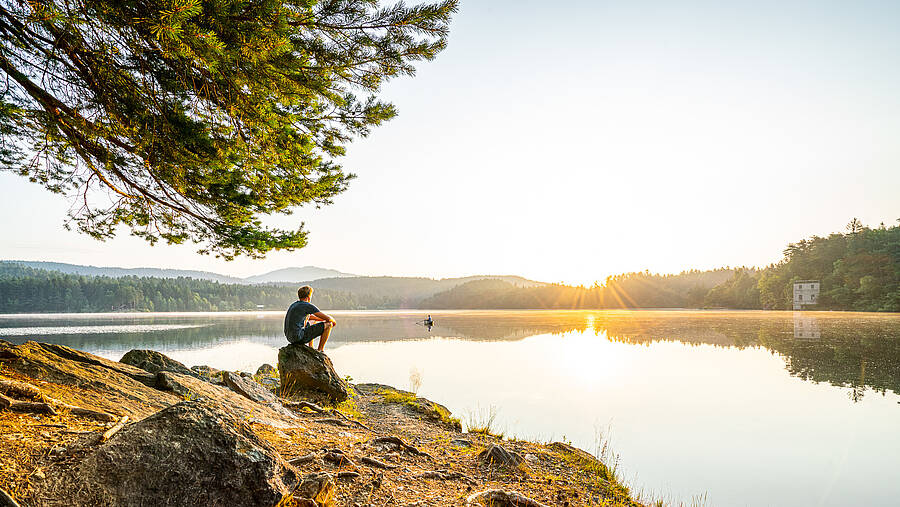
284, 300, 320, 343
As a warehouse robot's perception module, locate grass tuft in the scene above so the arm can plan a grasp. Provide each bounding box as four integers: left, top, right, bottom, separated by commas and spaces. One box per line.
464, 405, 503, 439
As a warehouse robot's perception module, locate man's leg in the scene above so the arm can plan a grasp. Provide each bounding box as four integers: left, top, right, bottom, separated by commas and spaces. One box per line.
297, 328, 313, 347
317, 322, 333, 352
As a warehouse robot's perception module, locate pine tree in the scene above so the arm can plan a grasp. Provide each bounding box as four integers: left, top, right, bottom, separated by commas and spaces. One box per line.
0, 0, 457, 258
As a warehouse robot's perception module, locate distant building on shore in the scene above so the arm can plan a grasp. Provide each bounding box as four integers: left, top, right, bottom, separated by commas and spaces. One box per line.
793, 280, 820, 310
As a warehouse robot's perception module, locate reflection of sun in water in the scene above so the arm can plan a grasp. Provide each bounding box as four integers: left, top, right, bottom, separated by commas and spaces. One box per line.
531, 330, 627, 385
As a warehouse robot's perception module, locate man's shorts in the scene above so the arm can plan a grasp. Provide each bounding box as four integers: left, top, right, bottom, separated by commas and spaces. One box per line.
297, 322, 327, 344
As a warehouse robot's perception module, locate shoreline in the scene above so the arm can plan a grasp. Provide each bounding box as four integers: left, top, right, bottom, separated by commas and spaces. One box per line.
3, 307, 900, 318
0, 340, 645, 506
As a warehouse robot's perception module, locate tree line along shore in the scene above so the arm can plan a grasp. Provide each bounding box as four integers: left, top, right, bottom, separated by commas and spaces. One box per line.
1, 220, 898, 313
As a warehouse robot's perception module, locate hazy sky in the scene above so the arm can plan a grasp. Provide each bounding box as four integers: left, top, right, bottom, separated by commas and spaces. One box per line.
2, 0, 899, 284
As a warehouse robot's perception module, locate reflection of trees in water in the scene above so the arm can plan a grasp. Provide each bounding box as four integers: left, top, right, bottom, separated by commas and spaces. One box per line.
431, 313, 589, 341
592, 313, 900, 401
756, 320, 900, 402
592, 314, 763, 349
4, 312, 899, 400
2, 313, 591, 352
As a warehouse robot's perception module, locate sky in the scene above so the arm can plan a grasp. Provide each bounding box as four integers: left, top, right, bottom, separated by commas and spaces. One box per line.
2, 0, 899, 285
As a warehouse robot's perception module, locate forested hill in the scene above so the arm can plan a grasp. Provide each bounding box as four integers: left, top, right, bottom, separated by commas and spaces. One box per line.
0, 263, 543, 313
419, 269, 738, 309
2, 221, 897, 313
708, 221, 900, 312
0, 264, 397, 313
7, 261, 245, 284
421, 221, 900, 312
6, 261, 353, 284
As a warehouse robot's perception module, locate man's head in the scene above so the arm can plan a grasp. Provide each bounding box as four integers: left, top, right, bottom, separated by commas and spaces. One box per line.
298, 285, 313, 301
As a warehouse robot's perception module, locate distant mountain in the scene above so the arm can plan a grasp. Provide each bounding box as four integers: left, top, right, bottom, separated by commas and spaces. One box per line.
3, 261, 356, 285
7, 261, 244, 284
245, 266, 355, 284
2, 261, 545, 306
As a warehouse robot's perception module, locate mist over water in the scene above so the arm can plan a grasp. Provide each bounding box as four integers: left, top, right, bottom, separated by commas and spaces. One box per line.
2, 310, 899, 506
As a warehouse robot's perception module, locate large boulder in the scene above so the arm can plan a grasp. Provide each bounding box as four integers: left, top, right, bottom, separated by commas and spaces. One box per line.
42, 399, 299, 506
120, 349, 198, 378
156, 371, 298, 428
278, 344, 350, 402
191, 364, 223, 383
224, 371, 274, 404
222, 371, 296, 419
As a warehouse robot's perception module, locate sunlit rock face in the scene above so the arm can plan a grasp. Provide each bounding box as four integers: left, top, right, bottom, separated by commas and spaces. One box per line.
120, 348, 198, 378
41, 399, 299, 506
278, 343, 350, 402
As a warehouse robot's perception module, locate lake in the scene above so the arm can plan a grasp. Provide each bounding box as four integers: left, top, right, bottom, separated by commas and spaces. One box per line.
2, 309, 899, 506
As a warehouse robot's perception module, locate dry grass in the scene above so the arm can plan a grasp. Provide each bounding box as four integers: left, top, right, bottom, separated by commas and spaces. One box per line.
0, 372, 111, 503
464, 405, 504, 438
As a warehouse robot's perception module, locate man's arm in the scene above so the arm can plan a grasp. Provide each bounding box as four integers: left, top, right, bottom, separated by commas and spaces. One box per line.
312, 312, 336, 326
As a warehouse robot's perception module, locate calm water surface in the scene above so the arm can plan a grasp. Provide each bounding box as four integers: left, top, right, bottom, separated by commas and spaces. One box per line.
2, 310, 899, 507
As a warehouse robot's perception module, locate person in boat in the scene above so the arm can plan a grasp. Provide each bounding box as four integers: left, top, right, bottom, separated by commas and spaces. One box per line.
284, 285, 337, 352
424, 314, 434, 326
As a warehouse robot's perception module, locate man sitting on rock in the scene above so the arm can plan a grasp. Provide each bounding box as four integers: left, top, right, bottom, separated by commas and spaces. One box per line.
284, 285, 337, 352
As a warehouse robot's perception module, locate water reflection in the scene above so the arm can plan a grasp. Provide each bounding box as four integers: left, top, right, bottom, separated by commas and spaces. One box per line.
2, 310, 899, 401
793, 314, 820, 340
2, 310, 900, 506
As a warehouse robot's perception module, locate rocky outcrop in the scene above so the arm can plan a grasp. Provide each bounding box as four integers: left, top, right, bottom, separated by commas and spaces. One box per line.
156, 371, 298, 428
478, 444, 524, 467
43, 399, 299, 506
191, 364, 222, 382
224, 371, 274, 403
2, 341, 157, 387
278, 344, 350, 402
120, 349, 198, 378
356, 383, 462, 431
0, 341, 178, 418
222, 371, 296, 419
0, 340, 643, 507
